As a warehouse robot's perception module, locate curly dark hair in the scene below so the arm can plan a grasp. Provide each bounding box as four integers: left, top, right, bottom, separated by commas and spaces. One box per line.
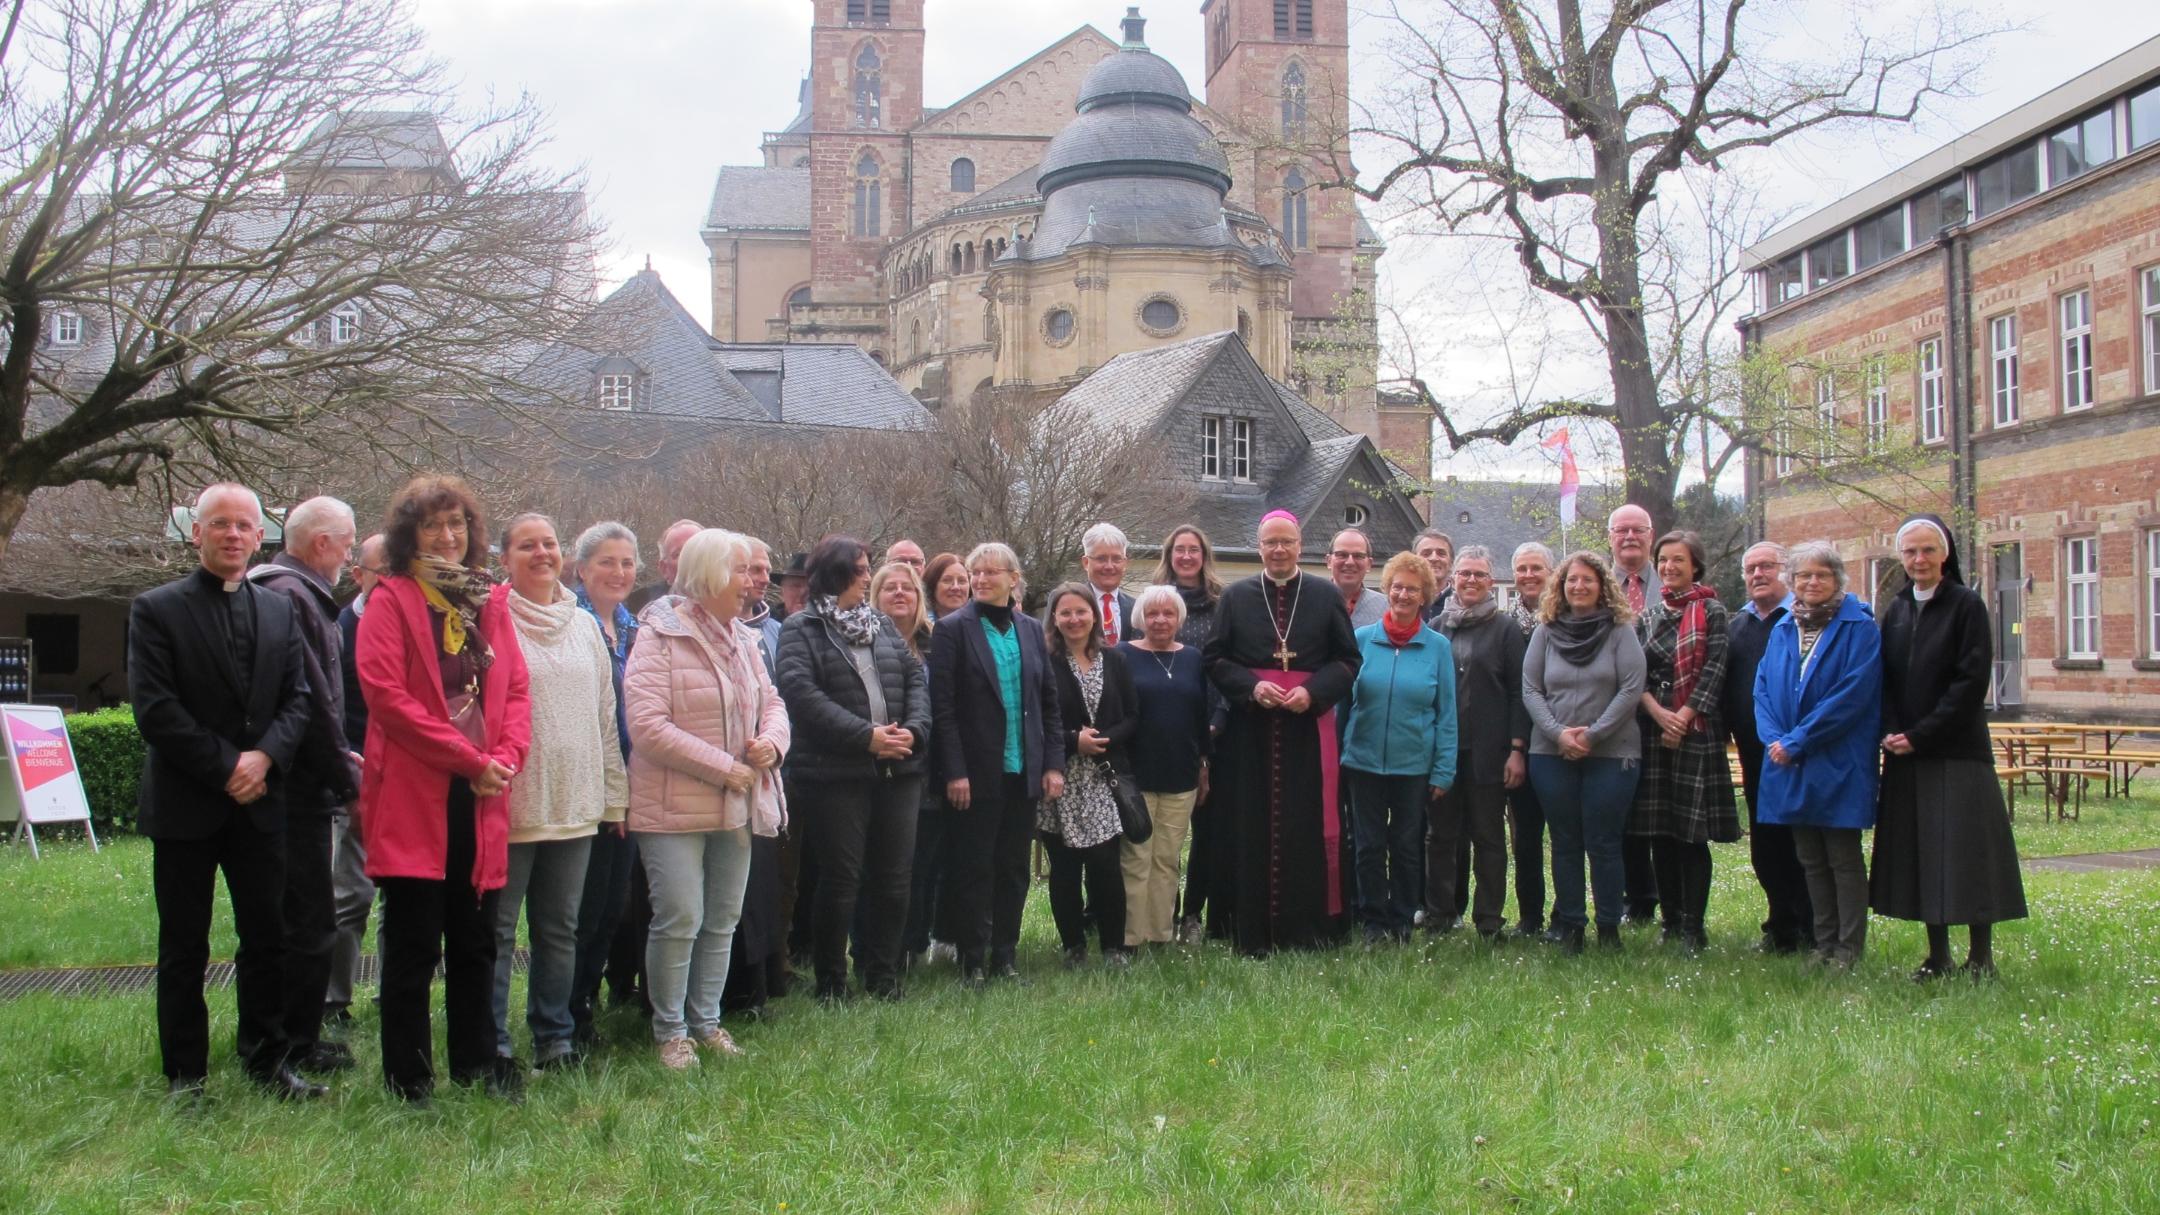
382, 474, 489, 572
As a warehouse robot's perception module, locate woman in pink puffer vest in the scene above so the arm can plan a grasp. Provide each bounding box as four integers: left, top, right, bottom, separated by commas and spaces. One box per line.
624, 529, 789, 1070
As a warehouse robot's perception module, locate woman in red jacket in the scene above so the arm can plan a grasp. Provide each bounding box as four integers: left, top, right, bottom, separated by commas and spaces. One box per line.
357, 475, 531, 1105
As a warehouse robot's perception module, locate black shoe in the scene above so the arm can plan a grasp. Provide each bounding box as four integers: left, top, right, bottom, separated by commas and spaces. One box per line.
1063, 948, 1089, 970
1962, 957, 1999, 981
1912, 958, 1955, 983
990, 962, 1026, 985
1684, 928, 1709, 955
865, 982, 904, 1002
455, 1058, 527, 1103
1104, 949, 1133, 971
253, 1065, 329, 1102
1596, 923, 1623, 952
536, 1048, 585, 1072
1515, 920, 1544, 939
815, 983, 854, 1006
1476, 925, 1503, 944
322, 1006, 355, 1029
1427, 916, 1462, 936
960, 966, 988, 991
1552, 925, 1586, 955
165, 1075, 210, 1107
295, 1040, 355, 1075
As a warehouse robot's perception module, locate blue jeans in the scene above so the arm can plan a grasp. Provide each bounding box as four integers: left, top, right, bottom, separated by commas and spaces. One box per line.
492, 836, 593, 1061
1530, 755, 1640, 930
638, 828, 753, 1042
1346, 769, 1428, 936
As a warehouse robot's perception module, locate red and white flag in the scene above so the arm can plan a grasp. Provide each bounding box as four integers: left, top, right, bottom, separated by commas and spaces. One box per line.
1541, 428, 1579, 526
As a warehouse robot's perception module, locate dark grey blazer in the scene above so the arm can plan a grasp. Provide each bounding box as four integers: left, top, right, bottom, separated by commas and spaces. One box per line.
927, 600, 1066, 808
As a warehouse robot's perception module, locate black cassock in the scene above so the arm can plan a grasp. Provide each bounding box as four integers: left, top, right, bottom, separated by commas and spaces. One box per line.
1203, 571, 1360, 954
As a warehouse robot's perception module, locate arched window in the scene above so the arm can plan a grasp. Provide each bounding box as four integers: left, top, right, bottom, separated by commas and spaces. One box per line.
853, 154, 881, 237
786, 285, 811, 312
951, 158, 976, 192
1282, 169, 1308, 250
1281, 63, 1308, 139
950, 244, 963, 274
964, 242, 976, 273
853, 45, 882, 128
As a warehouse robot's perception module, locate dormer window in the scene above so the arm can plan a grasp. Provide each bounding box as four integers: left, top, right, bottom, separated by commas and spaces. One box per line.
328, 304, 361, 344
1200, 415, 1253, 481
50, 311, 84, 347
594, 356, 644, 411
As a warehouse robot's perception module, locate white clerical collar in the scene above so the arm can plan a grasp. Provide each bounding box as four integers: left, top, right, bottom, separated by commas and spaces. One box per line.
1265, 571, 1297, 587
1912, 583, 1938, 602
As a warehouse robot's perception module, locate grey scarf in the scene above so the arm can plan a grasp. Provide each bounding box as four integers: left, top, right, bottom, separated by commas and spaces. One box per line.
1439, 594, 1500, 631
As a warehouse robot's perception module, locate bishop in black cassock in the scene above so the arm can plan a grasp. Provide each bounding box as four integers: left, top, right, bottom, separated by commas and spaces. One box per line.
1203, 514, 1360, 955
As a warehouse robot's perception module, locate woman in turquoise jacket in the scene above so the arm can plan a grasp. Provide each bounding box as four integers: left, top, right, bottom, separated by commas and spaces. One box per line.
1341, 552, 1457, 943
1753, 541, 1882, 968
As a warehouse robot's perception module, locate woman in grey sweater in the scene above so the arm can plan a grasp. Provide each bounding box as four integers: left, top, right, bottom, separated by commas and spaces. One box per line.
1522, 552, 1646, 954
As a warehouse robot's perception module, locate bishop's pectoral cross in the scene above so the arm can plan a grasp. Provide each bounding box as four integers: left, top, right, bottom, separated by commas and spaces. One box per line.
1272, 641, 1296, 671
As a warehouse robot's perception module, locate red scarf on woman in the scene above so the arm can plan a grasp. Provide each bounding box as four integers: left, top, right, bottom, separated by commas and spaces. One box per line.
1381, 612, 1422, 648
1663, 582, 1718, 731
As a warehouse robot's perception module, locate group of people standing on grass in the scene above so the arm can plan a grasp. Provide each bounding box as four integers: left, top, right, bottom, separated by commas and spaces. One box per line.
130, 474, 2027, 1107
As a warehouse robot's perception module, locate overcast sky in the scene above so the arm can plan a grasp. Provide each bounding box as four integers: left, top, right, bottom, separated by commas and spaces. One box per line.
407, 0, 2159, 485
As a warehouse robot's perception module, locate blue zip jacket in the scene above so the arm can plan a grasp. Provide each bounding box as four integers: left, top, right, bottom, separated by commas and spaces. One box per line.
1753, 592, 1882, 829
1341, 622, 1457, 787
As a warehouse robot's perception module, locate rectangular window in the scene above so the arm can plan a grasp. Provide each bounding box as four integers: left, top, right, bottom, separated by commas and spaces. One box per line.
1853, 205, 1907, 270
2143, 266, 2160, 395
597, 373, 635, 411
1910, 177, 1967, 238
1272, 0, 1313, 37
2064, 535, 2100, 660
2047, 108, 2116, 186
1773, 390, 1795, 477
1229, 417, 1253, 481
329, 307, 359, 344
1806, 233, 1850, 288
1974, 143, 2040, 217
51, 311, 83, 346
1765, 254, 1804, 306
1989, 313, 2020, 426
2059, 289, 2094, 412
1865, 359, 1889, 448
1200, 416, 1221, 479
2149, 530, 2160, 657
2134, 81, 2160, 151
1918, 337, 1946, 444
1815, 372, 1838, 462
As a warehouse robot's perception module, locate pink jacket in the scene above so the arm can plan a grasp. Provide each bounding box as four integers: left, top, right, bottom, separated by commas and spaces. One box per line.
356, 578, 532, 890
625, 595, 789, 836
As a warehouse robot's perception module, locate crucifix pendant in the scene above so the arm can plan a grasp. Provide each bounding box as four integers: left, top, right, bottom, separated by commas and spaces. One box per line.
1273, 642, 1296, 671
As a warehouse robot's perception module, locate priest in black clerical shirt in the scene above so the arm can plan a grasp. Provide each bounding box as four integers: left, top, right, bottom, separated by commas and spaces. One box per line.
129, 483, 321, 1102
1203, 511, 1361, 955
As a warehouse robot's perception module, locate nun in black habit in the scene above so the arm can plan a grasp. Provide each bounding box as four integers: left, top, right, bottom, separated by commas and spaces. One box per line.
1870, 514, 2026, 980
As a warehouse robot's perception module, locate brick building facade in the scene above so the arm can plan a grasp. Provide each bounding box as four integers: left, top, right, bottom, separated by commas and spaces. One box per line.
1739, 37, 2160, 721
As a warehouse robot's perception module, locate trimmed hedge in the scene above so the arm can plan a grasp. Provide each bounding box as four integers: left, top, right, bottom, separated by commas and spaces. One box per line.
66, 706, 145, 832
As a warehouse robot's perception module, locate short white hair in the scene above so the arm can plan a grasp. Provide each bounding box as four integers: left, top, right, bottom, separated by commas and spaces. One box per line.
1787, 540, 1847, 590
674, 528, 750, 600
1082, 522, 1128, 556
283, 495, 354, 550
1512, 541, 1555, 567
1130, 583, 1187, 630
196, 482, 263, 519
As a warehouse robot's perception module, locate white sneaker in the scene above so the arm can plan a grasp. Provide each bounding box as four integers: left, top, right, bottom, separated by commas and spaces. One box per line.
657, 1038, 699, 1071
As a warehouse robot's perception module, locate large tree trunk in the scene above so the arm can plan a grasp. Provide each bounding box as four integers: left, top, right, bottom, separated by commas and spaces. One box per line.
0, 482, 30, 572
1594, 196, 1680, 531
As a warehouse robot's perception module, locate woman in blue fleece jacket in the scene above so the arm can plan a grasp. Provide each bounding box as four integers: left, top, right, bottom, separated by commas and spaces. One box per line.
1340, 552, 1457, 943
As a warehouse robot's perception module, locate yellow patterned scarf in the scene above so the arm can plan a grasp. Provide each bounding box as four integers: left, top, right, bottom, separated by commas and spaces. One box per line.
410, 554, 496, 665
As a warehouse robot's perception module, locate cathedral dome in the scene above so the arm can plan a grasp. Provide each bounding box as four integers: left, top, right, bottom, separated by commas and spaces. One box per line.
1023, 8, 1236, 258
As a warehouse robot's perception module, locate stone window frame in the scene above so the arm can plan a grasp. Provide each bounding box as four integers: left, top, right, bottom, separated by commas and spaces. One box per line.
2061, 532, 2102, 662
852, 149, 883, 239
1813, 370, 1837, 463
1280, 169, 1309, 250
2141, 263, 2160, 397
853, 42, 884, 130
1987, 311, 2020, 428
328, 303, 362, 345
2145, 527, 2160, 663
2058, 286, 2095, 413
950, 157, 975, 193
1041, 304, 1077, 347
1917, 336, 1947, 446
50, 310, 84, 347
1136, 293, 1185, 338
1862, 356, 1889, 450
1280, 60, 1308, 140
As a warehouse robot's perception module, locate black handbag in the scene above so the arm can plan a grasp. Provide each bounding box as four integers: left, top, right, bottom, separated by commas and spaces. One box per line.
1112, 770, 1153, 845
1075, 652, 1151, 844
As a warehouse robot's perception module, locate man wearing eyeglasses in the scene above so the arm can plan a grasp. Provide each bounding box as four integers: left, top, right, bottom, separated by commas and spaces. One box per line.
1607, 502, 1660, 924
1328, 528, 1386, 627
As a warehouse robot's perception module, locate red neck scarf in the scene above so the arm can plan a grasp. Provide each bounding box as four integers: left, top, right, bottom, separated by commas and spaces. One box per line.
1381, 612, 1422, 648
1663, 581, 1718, 725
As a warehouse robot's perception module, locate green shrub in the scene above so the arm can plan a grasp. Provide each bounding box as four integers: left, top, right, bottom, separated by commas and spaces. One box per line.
65, 706, 144, 832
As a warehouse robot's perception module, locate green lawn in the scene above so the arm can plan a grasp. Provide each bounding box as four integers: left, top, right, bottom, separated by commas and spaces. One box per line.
1, 804, 2156, 1212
